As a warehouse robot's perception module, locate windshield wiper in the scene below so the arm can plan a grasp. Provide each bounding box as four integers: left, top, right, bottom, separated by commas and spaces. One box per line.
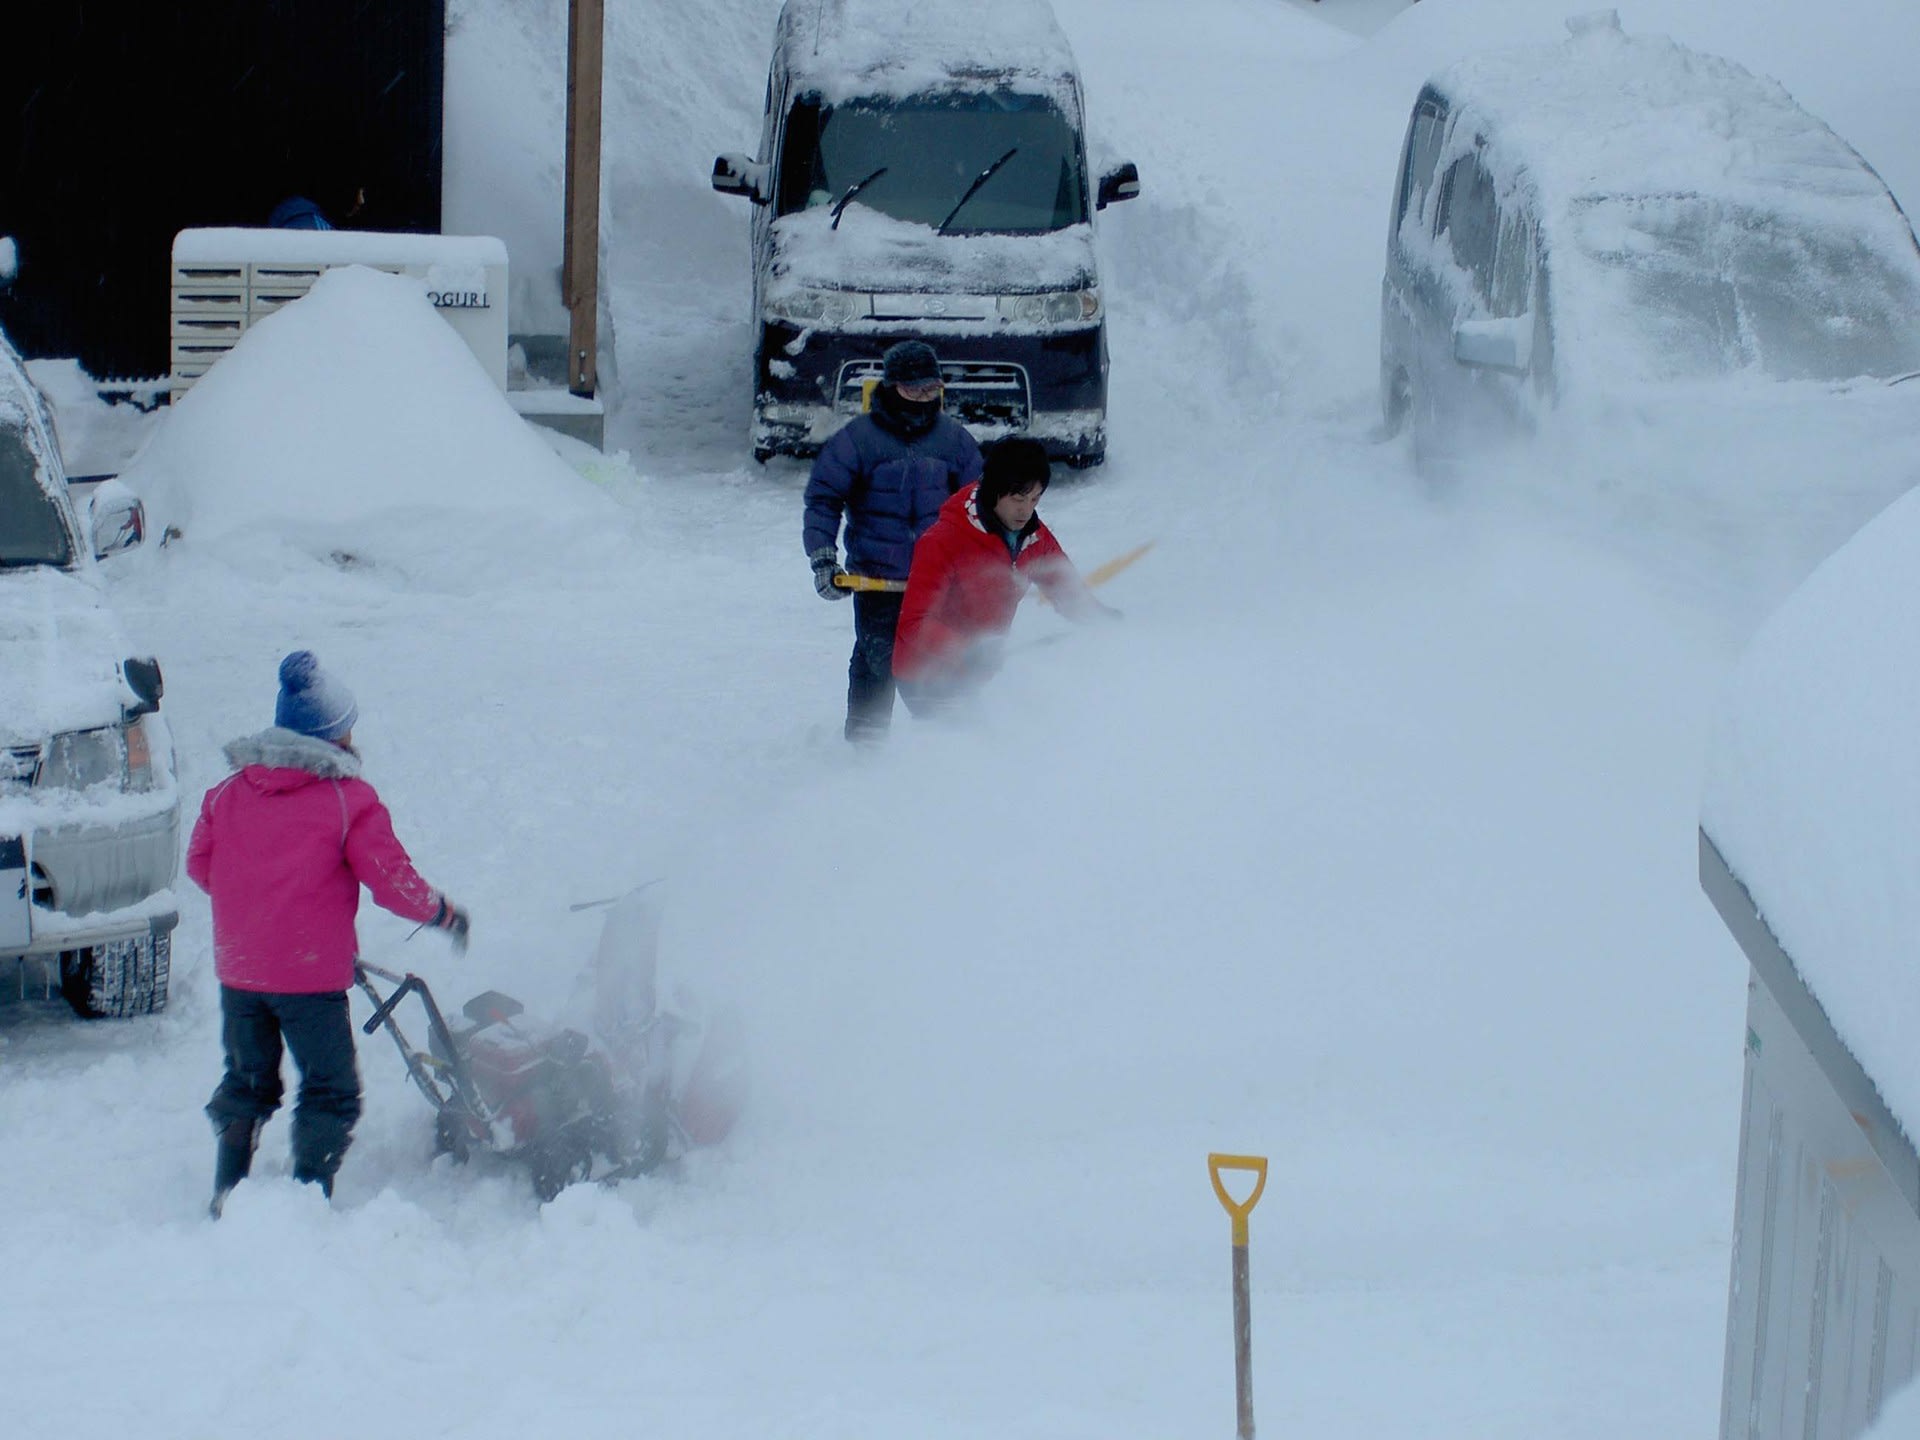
830, 167, 890, 230
937, 148, 1019, 235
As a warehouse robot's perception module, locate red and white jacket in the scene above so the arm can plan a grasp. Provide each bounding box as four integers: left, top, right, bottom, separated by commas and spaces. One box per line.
893, 483, 1087, 683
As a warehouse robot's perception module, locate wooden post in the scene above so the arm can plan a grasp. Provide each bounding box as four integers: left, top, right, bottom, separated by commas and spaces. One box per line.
1208, 1154, 1269, 1440
562, 0, 604, 398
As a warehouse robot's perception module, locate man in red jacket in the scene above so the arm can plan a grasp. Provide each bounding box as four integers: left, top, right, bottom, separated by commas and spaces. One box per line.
893, 438, 1113, 714
189, 651, 468, 1214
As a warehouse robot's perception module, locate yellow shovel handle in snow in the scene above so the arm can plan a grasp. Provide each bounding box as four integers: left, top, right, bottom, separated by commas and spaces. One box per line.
1208, 1152, 1268, 1245
833, 573, 907, 593
1209, 1151, 1267, 1440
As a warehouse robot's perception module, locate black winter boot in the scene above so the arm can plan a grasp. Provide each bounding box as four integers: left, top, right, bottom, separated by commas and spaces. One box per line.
210, 1117, 262, 1218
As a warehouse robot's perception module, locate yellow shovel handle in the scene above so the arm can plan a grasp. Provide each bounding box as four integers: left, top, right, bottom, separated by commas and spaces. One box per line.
1084, 541, 1155, 589
1208, 1153, 1269, 1245
833, 573, 907, 593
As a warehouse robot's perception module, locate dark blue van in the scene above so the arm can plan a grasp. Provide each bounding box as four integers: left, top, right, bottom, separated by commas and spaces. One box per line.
711, 0, 1139, 465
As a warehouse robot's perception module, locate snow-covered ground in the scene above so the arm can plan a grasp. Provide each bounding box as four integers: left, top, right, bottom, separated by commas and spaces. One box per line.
6, 1, 1920, 1436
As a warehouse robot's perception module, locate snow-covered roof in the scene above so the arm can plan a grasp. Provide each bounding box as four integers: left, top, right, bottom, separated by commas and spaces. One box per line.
1702, 473, 1920, 1149
775, 0, 1081, 108
173, 229, 508, 268
1433, 17, 1910, 227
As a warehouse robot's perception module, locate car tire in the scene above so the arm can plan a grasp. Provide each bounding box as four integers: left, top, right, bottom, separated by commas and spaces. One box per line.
60, 930, 171, 1020
1382, 369, 1412, 438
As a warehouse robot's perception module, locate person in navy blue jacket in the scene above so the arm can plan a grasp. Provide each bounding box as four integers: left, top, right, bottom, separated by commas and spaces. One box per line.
803, 341, 983, 742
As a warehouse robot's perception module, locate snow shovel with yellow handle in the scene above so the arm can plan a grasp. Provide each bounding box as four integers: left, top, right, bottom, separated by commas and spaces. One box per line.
1208, 1152, 1268, 1440
833, 541, 1153, 596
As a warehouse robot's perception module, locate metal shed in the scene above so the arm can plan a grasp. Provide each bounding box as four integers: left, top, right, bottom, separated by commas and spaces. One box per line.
0, 2, 446, 381
1700, 827, 1920, 1439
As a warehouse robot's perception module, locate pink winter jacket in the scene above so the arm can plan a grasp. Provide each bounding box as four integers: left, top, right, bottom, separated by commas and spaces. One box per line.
186, 729, 444, 993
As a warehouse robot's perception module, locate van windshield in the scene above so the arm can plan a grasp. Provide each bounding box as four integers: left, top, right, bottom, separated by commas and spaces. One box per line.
0, 424, 72, 568
778, 90, 1087, 234
1569, 195, 1920, 381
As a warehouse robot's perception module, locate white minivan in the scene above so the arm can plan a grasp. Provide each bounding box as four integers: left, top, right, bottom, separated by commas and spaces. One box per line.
1379, 15, 1920, 459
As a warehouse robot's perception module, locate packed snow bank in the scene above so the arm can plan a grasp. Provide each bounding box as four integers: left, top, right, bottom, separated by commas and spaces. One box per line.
1868, 1372, 1920, 1437
1703, 480, 1920, 1141
122, 266, 616, 578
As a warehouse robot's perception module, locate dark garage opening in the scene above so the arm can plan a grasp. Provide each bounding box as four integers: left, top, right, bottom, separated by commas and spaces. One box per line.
0, 1, 445, 382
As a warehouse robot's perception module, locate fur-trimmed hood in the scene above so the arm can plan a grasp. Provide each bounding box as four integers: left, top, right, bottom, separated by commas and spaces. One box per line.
223, 727, 362, 782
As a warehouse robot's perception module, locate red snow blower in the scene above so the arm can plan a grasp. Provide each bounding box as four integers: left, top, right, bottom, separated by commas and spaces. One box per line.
354, 954, 746, 1201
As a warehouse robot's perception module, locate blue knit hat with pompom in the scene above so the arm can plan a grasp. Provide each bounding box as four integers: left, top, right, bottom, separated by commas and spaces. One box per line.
275, 651, 359, 741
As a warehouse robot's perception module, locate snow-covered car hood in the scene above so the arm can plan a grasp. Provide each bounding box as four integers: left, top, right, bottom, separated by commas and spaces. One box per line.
768, 206, 1097, 300
0, 565, 135, 744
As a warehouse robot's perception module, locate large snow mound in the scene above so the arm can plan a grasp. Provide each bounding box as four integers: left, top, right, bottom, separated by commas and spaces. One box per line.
123, 266, 612, 568
1703, 478, 1920, 1144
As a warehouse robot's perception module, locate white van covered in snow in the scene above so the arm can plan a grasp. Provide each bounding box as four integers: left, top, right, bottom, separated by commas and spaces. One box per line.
1379, 13, 1920, 457
711, 0, 1139, 466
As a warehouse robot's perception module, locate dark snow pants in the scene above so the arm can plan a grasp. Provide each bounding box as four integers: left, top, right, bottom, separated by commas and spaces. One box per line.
206, 986, 362, 1192
847, 590, 904, 742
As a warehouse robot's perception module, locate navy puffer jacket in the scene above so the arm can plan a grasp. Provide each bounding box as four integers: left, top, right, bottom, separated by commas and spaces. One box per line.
803, 412, 984, 581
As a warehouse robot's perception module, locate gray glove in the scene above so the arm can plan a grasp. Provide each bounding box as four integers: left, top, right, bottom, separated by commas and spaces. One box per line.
810, 546, 849, 601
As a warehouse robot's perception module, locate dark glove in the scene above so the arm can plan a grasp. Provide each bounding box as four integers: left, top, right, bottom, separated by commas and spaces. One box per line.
433, 898, 470, 956
810, 546, 849, 601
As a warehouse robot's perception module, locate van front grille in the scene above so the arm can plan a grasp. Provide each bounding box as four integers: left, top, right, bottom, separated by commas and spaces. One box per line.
837, 360, 1030, 429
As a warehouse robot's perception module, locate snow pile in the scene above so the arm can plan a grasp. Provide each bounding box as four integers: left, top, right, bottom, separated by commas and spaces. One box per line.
1703, 480, 1920, 1140
1868, 1373, 1920, 1438
121, 266, 617, 580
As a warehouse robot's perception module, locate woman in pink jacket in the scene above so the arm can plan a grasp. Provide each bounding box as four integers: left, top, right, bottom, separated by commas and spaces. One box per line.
190, 651, 468, 1214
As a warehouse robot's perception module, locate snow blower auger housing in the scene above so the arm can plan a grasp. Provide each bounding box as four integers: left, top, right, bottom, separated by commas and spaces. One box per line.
355, 961, 675, 1201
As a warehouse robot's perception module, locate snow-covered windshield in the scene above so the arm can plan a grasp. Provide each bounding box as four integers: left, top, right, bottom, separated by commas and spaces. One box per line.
0, 423, 72, 568
1567, 195, 1920, 381
776, 89, 1087, 235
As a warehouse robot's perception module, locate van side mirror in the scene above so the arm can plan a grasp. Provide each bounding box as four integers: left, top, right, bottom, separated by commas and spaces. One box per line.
1453, 315, 1533, 374
712, 153, 768, 204
87, 479, 146, 559
123, 656, 164, 718
1096, 162, 1141, 210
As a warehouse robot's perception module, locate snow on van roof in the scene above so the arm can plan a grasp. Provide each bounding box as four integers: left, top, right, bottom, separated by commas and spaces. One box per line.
1434, 16, 1903, 222
776, 0, 1079, 106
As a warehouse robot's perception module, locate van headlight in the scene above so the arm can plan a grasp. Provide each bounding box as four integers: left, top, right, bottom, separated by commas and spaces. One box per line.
765, 288, 871, 326
38, 722, 156, 793
997, 288, 1101, 324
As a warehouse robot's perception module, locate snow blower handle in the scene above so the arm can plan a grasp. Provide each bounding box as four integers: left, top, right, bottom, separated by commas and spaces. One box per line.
361, 972, 428, 1035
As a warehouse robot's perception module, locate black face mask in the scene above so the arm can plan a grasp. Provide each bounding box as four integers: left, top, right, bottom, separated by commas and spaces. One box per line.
873, 384, 940, 438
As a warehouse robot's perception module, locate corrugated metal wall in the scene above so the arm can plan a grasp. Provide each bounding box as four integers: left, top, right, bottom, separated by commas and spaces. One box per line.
0, 1, 446, 380
1704, 831, 1920, 1439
